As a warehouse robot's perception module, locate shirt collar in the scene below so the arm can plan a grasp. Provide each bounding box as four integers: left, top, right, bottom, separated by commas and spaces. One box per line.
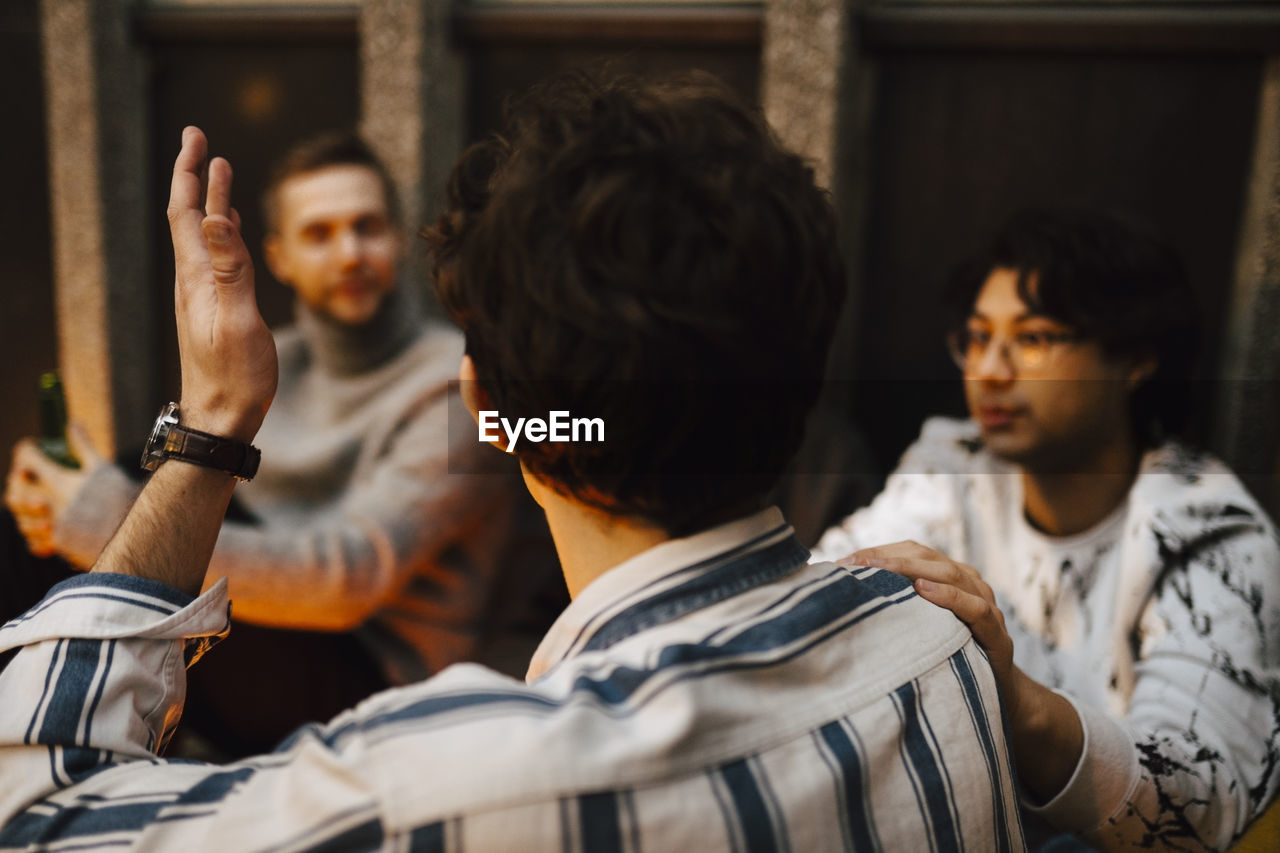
526, 506, 805, 681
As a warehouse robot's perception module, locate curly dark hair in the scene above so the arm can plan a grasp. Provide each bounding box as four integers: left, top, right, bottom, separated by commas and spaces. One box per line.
261, 130, 400, 233
945, 206, 1201, 448
425, 72, 846, 536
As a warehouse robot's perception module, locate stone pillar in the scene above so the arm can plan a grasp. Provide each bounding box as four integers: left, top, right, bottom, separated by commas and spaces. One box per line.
761, 0, 873, 389
1217, 56, 1280, 513
40, 0, 154, 456
762, 0, 849, 192
359, 0, 467, 305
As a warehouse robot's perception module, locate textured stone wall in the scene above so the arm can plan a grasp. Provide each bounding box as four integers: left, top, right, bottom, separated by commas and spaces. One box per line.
40, 0, 154, 455
761, 0, 849, 191
359, 0, 466, 305
761, 0, 871, 386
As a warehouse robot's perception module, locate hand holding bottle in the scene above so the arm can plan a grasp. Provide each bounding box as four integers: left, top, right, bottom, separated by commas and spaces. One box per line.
5, 421, 103, 560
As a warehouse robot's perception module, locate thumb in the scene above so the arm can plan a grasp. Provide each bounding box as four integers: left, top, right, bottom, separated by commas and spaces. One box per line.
66, 422, 104, 467
202, 214, 253, 289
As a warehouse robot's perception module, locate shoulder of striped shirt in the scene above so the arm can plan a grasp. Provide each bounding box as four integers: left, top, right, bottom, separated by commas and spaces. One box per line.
0, 563, 1002, 849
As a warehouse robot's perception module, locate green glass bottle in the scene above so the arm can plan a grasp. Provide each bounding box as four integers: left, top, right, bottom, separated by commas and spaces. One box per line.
37, 370, 80, 469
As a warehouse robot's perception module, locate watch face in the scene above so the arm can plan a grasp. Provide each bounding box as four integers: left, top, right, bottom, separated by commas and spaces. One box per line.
140, 403, 180, 472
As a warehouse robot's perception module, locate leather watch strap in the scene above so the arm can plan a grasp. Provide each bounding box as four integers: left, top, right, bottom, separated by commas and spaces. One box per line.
162, 424, 261, 482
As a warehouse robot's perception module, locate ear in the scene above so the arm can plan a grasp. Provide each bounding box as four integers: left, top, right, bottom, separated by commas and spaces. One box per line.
1127, 353, 1158, 390
459, 355, 511, 453
263, 233, 292, 287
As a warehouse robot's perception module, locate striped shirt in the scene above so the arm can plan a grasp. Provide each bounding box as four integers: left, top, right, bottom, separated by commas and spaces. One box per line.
0, 507, 1025, 851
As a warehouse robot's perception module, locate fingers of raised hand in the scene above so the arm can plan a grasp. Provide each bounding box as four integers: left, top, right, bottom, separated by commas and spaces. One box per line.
204, 157, 232, 219
169, 127, 214, 293
167, 126, 208, 228
164, 132, 274, 439
202, 213, 249, 286
200, 159, 251, 288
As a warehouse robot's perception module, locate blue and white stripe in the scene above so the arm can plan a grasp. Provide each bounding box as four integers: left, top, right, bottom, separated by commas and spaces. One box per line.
0, 509, 1024, 852
892, 680, 964, 853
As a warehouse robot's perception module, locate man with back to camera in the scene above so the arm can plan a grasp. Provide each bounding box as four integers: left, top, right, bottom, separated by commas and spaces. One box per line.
3, 132, 562, 756
816, 207, 1280, 850
0, 73, 1027, 850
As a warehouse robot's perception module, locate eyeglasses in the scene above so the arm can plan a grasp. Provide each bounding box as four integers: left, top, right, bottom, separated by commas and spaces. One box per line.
947, 327, 1084, 373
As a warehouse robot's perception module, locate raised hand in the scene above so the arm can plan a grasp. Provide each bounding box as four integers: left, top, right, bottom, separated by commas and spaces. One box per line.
81, 129, 280, 597
167, 126, 277, 440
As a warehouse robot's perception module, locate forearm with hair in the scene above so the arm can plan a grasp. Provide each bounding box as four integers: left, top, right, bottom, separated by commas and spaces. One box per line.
91, 462, 236, 597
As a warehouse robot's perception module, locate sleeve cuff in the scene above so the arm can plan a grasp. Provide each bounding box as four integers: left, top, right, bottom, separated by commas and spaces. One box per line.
0, 574, 230, 654
1022, 689, 1141, 833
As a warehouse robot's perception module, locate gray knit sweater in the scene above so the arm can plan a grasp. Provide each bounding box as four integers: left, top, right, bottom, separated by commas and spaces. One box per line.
54, 289, 555, 684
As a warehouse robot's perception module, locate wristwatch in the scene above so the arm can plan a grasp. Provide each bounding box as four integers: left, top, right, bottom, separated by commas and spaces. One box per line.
140, 402, 261, 482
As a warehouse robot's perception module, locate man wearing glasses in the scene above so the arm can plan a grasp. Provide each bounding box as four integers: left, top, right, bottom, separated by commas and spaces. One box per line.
817, 207, 1280, 850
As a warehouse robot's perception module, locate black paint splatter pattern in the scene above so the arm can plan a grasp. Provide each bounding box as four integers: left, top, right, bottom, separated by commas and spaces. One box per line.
815, 419, 1280, 851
